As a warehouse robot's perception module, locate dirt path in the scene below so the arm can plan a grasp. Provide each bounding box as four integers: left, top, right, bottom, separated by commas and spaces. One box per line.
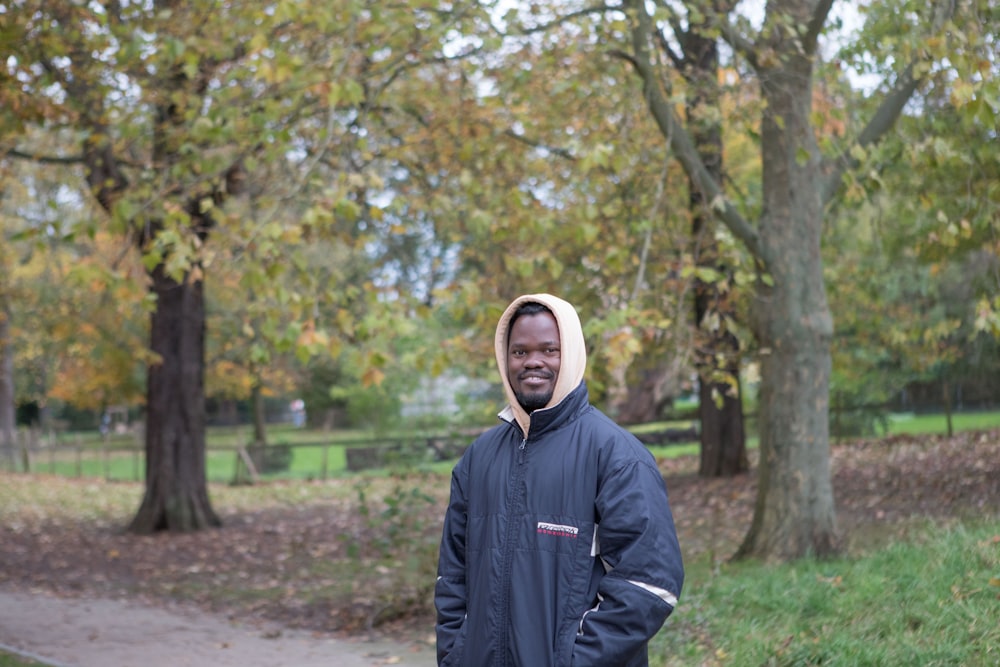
0, 588, 437, 667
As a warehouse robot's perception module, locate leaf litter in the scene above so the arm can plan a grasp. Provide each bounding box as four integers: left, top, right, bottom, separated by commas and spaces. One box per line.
1, 429, 998, 645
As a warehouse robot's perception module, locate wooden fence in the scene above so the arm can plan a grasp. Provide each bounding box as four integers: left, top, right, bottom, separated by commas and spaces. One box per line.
0, 428, 480, 482
0, 424, 701, 483
0, 428, 145, 480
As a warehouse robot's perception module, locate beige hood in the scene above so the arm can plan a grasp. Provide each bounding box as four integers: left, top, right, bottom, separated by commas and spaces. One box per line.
494, 293, 587, 437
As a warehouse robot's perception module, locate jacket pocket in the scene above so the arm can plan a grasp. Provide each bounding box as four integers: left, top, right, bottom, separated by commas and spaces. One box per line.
440, 621, 469, 667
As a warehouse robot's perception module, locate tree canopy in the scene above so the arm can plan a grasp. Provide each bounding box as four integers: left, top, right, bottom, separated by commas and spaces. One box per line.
1, 0, 997, 557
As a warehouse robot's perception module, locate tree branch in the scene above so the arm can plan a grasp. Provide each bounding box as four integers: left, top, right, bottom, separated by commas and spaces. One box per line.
819, 63, 921, 204
655, 27, 686, 71
607, 48, 639, 69
644, 0, 688, 69
4, 149, 82, 165
706, 10, 759, 71
509, 4, 618, 35
626, 0, 766, 265
802, 0, 835, 56
500, 127, 577, 161
820, 0, 958, 204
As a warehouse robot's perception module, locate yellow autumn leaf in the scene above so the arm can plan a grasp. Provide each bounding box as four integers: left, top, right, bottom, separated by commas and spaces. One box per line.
361, 366, 385, 388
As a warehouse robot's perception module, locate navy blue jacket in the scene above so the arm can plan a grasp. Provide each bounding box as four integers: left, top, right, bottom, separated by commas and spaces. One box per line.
435, 382, 684, 666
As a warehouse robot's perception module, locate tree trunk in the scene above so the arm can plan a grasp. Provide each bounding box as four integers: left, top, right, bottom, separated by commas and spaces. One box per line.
694, 283, 748, 477
942, 376, 953, 437
128, 263, 220, 533
251, 381, 267, 447
735, 57, 839, 560
698, 373, 747, 475
683, 22, 749, 478
615, 363, 682, 424
0, 298, 16, 467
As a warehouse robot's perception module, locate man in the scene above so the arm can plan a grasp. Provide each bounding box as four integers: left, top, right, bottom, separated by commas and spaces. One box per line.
435, 293, 684, 667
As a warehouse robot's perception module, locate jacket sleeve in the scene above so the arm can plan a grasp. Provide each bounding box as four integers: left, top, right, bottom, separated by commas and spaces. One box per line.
573, 456, 684, 666
434, 459, 469, 664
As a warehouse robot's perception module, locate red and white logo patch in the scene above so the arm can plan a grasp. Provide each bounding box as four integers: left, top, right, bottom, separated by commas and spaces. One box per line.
536, 522, 578, 538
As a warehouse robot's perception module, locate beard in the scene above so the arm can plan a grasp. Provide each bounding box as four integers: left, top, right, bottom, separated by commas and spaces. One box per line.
515, 389, 553, 413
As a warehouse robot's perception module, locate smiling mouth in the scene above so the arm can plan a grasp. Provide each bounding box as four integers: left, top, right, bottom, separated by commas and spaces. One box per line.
519, 377, 553, 393
520, 373, 553, 382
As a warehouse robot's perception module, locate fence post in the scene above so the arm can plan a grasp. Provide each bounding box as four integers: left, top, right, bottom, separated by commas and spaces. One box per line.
320, 444, 328, 480
234, 443, 260, 484
20, 429, 32, 473
75, 436, 83, 478
134, 428, 144, 482
103, 439, 110, 481
0, 427, 14, 472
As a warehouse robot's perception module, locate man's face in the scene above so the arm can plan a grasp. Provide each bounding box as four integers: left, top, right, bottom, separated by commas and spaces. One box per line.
507, 312, 561, 413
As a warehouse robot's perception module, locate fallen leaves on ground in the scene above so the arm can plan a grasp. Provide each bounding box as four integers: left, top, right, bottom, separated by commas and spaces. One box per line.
1, 430, 998, 644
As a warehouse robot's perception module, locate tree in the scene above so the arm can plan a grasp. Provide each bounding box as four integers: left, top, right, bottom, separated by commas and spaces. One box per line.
1, 10, 50, 463
670, 4, 750, 476
825, 60, 1000, 432
0, 173, 18, 461
619, 0, 973, 559
2, 1, 309, 528
0, 141, 128, 451
0, 255, 13, 465
400, 4, 753, 467
4, 0, 497, 529
368, 13, 707, 414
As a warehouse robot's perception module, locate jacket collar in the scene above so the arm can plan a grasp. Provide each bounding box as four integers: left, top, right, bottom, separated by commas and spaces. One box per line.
499, 381, 589, 439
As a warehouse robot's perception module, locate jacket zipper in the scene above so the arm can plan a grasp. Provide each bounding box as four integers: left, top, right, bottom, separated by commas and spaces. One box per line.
498, 433, 528, 666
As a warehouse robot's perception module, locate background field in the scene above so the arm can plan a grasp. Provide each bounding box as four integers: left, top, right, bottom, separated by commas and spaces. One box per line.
7, 409, 1000, 484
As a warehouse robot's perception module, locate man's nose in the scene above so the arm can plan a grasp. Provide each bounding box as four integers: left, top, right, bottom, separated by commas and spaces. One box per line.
524, 352, 545, 366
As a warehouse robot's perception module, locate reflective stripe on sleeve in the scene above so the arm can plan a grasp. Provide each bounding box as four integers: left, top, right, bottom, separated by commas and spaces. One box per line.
627, 579, 678, 607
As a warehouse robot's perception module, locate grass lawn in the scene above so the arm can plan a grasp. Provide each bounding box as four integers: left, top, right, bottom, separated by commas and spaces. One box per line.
650, 519, 1000, 666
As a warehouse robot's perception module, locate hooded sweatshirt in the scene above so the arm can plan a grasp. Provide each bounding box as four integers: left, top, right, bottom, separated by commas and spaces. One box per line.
493, 293, 588, 435
435, 294, 684, 667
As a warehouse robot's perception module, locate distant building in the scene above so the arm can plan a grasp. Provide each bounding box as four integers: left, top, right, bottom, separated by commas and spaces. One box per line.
400, 374, 495, 418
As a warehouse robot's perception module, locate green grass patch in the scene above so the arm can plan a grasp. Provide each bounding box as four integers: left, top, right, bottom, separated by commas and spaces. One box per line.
0, 650, 46, 666
627, 420, 698, 435
14, 410, 1000, 482
27, 441, 457, 483
647, 443, 700, 459
886, 411, 1000, 436
650, 520, 1000, 667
